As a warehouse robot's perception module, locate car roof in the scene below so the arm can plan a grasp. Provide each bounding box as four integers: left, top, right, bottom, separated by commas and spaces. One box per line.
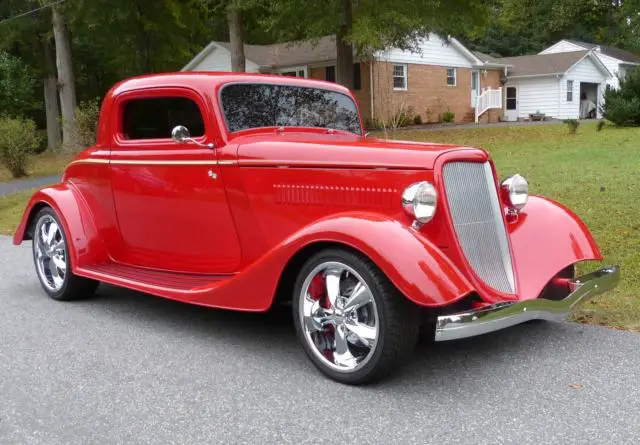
108, 72, 353, 97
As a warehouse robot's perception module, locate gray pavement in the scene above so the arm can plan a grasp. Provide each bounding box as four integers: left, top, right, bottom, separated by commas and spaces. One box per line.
0, 175, 60, 197
1, 235, 639, 444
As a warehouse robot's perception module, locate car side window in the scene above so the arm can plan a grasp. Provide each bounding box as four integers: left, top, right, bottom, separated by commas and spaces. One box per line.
121, 97, 205, 140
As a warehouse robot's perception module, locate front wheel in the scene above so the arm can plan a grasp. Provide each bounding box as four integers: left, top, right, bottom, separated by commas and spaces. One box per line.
32, 207, 99, 301
292, 248, 419, 385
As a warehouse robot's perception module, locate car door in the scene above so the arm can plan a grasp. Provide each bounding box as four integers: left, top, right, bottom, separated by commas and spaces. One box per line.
108, 87, 242, 274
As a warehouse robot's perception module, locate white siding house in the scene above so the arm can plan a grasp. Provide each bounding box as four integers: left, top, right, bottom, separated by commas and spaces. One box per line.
503, 78, 559, 121
540, 40, 640, 90
182, 42, 261, 72
376, 34, 478, 69
495, 51, 610, 121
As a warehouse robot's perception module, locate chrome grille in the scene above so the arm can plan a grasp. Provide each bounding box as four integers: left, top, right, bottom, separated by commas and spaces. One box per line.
442, 161, 515, 294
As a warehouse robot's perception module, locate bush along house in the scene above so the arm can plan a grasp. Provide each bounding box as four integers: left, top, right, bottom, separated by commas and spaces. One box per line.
182, 34, 508, 125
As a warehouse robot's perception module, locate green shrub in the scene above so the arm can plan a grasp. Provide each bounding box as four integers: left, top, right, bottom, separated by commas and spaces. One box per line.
442, 110, 455, 123
75, 98, 101, 147
364, 117, 383, 130
602, 68, 640, 126
596, 120, 606, 132
398, 106, 415, 127
563, 119, 580, 134
413, 114, 423, 125
0, 117, 42, 178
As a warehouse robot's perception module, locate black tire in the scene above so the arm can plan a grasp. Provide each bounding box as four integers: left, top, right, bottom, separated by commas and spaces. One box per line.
292, 248, 419, 385
31, 207, 99, 301
418, 320, 437, 345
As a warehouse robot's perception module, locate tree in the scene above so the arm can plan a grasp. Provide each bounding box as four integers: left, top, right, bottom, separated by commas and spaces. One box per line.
264, 0, 491, 89
616, 0, 640, 52
492, 0, 625, 55
41, 36, 61, 150
227, 7, 245, 72
197, 0, 268, 72
0, 0, 61, 150
52, 3, 78, 151
0, 51, 39, 118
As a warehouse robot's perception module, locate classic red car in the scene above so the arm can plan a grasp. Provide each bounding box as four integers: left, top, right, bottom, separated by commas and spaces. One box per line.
14, 73, 619, 384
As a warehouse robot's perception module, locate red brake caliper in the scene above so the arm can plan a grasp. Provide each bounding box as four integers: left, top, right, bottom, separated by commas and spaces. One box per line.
309, 273, 335, 361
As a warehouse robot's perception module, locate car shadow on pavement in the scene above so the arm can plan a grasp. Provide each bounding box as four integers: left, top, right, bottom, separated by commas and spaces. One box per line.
85, 283, 589, 386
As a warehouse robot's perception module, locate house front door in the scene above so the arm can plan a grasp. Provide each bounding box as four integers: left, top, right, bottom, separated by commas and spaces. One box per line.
471, 70, 480, 108
505, 86, 518, 121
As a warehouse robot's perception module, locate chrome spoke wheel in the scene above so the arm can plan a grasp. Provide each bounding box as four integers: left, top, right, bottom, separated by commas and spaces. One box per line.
299, 261, 379, 373
33, 215, 67, 292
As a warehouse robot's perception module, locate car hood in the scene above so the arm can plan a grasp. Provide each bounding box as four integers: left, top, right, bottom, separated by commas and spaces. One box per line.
234, 132, 488, 170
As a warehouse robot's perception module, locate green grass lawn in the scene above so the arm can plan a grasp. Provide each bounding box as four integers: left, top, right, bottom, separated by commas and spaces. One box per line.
1, 123, 638, 329
388, 122, 640, 330
0, 152, 73, 183
0, 189, 35, 235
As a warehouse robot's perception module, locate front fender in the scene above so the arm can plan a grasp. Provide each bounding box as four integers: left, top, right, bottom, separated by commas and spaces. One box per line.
13, 184, 108, 269
283, 212, 474, 307
186, 211, 473, 311
510, 195, 602, 299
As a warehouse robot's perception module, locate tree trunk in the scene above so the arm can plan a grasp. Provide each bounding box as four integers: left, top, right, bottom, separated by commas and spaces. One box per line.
42, 38, 61, 151
227, 8, 245, 72
52, 5, 78, 151
336, 0, 354, 89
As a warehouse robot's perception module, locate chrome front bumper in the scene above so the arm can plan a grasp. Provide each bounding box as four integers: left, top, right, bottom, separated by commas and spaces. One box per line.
434, 266, 620, 342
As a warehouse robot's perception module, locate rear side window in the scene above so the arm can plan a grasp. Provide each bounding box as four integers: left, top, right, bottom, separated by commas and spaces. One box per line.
121, 97, 205, 140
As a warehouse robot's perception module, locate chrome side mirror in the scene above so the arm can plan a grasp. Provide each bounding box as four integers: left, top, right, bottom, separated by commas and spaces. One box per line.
171, 125, 190, 142
171, 125, 215, 149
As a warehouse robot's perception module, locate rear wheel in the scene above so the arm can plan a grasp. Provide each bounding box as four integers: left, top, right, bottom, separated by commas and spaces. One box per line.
32, 207, 98, 301
292, 248, 419, 384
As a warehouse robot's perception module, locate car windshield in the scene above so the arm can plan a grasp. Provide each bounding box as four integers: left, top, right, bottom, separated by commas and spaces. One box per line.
220, 83, 362, 135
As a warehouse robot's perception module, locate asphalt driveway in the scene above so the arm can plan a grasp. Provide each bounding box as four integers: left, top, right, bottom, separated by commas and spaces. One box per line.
0, 176, 60, 197
1, 235, 639, 444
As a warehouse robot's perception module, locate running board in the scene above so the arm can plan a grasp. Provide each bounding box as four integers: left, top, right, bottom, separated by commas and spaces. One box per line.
77, 262, 230, 292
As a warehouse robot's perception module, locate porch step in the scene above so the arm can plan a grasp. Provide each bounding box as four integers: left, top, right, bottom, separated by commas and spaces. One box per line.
78, 262, 229, 291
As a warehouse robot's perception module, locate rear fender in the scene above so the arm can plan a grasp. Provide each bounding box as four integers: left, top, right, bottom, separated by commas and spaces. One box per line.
509, 195, 602, 299
13, 184, 109, 268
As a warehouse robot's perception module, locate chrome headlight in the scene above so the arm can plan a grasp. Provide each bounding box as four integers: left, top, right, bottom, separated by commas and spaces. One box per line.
402, 181, 437, 224
501, 174, 528, 211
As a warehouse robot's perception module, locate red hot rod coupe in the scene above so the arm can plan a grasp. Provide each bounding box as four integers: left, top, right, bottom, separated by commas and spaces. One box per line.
14, 73, 619, 384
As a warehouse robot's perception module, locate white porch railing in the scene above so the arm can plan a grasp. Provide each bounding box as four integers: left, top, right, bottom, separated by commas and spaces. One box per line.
475, 87, 503, 123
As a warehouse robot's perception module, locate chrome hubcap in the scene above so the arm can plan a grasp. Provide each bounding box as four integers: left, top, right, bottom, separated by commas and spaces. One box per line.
33, 215, 67, 291
300, 262, 378, 372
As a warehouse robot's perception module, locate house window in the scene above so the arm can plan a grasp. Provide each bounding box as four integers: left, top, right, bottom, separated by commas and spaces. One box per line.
326, 66, 336, 82
122, 97, 205, 140
393, 64, 407, 90
447, 68, 456, 86
353, 63, 361, 90
567, 80, 574, 101
279, 67, 306, 78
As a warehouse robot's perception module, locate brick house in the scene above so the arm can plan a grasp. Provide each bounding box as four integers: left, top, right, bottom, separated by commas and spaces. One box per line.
182, 34, 507, 124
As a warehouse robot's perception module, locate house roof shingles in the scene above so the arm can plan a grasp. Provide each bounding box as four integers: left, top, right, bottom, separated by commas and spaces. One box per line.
496, 50, 590, 77
472, 50, 502, 65
565, 39, 640, 64
214, 36, 338, 68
